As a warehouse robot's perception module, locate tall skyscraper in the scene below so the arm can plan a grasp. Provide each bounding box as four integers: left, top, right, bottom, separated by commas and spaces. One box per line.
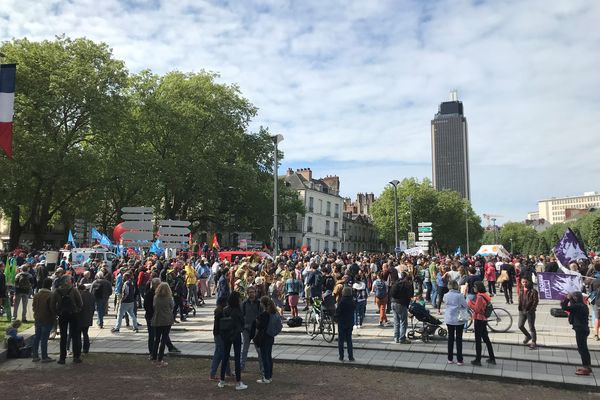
431, 91, 470, 200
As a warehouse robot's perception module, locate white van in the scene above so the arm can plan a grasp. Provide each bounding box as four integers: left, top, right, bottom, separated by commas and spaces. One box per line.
59, 247, 119, 273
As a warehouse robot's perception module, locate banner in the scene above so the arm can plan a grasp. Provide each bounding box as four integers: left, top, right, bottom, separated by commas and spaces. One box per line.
554, 228, 587, 275
537, 272, 582, 300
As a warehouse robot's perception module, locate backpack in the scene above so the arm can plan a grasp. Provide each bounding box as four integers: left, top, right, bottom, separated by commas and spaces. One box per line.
93, 283, 104, 299
373, 280, 387, 299
324, 275, 335, 291
219, 307, 235, 340
58, 288, 76, 316
16, 273, 30, 291
314, 272, 323, 289
286, 316, 303, 328
266, 313, 283, 337
484, 299, 494, 318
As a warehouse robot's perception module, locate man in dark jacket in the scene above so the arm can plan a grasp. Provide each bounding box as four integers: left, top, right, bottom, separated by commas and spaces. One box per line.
240, 286, 263, 373
90, 272, 111, 328
77, 284, 95, 353
335, 287, 355, 361
51, 275, 83, 364
390, 272, 414, 344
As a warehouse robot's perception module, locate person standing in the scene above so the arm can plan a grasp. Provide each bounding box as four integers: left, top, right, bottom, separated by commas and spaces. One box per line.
151, 282, 175, 367
518, 277, 539, 350
77, 284, 95, 354
468, 281, 496, 366
51, 275, 83, 364
255, 296, 281, 384
436, 265, 449, 314
561, 292, 592, 375
352, 275, 368, 329
390, 272, 413, 344
240, 286, 263, 374
90, 272, 111, 329
184, 261, 198, 306
0, 262, 10, 322
210, 297, 231, 380
484, 260, 497, 296
218, 291, 247, 391
13, 265, 32, 322
284, 271, 302, 318
335, 287, 355, 361
444, 280, 468, 365
32, 278, 55, 363
112, 272, 140, 332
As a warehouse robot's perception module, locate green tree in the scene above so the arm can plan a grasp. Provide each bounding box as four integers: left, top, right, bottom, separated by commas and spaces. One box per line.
371, 178, 482, 252
498, 222, 538, 255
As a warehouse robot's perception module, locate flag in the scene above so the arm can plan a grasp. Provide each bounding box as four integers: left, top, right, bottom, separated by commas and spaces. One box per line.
553, 228, 587, 275
0, 64, 16, 159
68, 230, 77, 248
99, 233, 112, 247
91, 227, 103, 241
150, 239, 164, 256
454, 247, 461, 256
212, 232, 220, 250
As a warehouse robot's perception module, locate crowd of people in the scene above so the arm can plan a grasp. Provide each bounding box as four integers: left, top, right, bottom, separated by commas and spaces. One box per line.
0, 248, 599, 382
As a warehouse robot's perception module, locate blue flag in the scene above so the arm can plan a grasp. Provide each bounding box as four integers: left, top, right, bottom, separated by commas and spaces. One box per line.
100, 234, 112, 247
150, 239, 164, 256
454, 247, 461, 256
91, 227, 103, 241
68, 229, 77, 248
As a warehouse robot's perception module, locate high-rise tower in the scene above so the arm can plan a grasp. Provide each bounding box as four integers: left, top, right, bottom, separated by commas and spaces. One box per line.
431, 90, 470, 200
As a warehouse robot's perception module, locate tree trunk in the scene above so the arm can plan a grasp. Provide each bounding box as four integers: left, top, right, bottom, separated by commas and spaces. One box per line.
9, 206, 22, 250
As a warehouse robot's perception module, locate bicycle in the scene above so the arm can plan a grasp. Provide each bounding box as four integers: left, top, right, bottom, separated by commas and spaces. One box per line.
465, 306, 513, 333
305, 298, 336, 343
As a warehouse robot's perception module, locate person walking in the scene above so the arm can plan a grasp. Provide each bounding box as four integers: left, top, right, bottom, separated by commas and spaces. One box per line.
77, 284, 95, 354
51, 275, 83, 364
240, 286, 263, 374
444, 280, 468, 365
90, 271, 111, 329
371, 272, 388, 327
112, 272, 140, 333
561, 292, 592, 375
436, 264, 449, 314
352, 275, 368, 329
218, 291, 247, 390
517, 277, 539, 350
468, 281, 496, 366
255, 296, 282, 384
13, 265, 32, 322
335, 286, 356, 361
499, 259, 515, 304
184, 261, 198, 306
390, 272, 413, 344
484, 260, 497, 296
151, 282, 175, 367
32, 278, 55, 363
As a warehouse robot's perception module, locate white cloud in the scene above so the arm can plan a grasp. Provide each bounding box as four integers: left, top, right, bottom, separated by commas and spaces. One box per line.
2, 0, 600, 223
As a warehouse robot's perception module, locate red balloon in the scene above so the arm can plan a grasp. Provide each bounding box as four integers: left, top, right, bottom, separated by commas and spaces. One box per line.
113, 222, 128, 242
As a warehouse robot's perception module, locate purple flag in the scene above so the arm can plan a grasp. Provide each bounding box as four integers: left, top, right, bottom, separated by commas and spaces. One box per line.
537, 272, 581, 300
553, 228, 587, 267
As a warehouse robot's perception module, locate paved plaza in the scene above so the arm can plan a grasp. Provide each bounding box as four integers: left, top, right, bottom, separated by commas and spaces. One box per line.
4, 293, 599, 390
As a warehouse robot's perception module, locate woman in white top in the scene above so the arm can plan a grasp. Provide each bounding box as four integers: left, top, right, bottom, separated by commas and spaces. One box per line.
443, 280, 469, 365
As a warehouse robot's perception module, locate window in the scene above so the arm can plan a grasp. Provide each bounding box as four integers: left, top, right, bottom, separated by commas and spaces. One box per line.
308, 197, 314, 212
318, 199, 323, 214
326, 201, 331, 216
289, 236, 296, 249
316, 239, 320, 251
324, 241, 329, 252
333, 221, 338, 237
325, 220, 330, 236
334, 203, 339, 218
307, 216, 313, 232
306, 238, 311, 249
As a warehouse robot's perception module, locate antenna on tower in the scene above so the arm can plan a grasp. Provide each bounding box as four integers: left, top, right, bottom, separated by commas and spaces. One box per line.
450, 90, 458, 101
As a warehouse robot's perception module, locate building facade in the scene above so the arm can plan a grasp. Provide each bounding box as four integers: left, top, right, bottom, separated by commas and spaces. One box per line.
538, 192, 600, 224
431, 91, 471, 200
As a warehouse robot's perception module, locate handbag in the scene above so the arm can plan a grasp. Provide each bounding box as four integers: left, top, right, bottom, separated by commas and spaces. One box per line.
457, 307, 471, 323
497, 270, 509, 284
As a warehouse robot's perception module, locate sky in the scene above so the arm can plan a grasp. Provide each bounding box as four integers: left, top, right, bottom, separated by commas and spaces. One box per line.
2, 0, 600, 225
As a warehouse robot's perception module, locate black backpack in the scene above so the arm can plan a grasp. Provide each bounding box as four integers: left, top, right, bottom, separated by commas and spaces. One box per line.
58, 288, 76, 316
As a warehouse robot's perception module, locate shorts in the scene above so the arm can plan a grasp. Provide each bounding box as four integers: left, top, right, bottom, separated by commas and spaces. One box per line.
288, 294, 299, 307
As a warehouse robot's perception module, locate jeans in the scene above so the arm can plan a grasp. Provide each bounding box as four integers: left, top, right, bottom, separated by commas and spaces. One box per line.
95, 299, 105, 327
32, 321, 53, 359
502, 282, 513, 303
146, 319, 155, 354
152, 325, 171, 361
221, 335, 242, 382
13, 293, 28, 321
474, 319, 495, 361
260, 335, 274, 380
518, 310, 537, 343
575, 327, 591, 367
211, 335, 231, 377
436, 286, 448, 311
354, 301, 366, 326
3, 296, 12, 321
487, 281, 496, 295
114, 302, 139, 330
430, 283, 438, 306
173, 297, 184, 320
447, 324, 464, 362
241, 329, 263, 373
59, 314, 81, 361
81, 326, 90, 352
338, 326, 353, 359
424, 282, 432, 302
187, 284, 198, 305
392, 302, 408, 341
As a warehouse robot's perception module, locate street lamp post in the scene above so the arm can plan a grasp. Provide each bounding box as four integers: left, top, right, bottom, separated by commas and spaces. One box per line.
491, 218, 498, 243
271, 134, 284, 256
389, 180, 400, 251
406, 195, 413, 233
510, 238, 514, 254
465, 206, 470, 255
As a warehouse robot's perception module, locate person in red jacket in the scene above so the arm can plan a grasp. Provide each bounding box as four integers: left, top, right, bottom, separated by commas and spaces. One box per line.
468, 281, 496, 366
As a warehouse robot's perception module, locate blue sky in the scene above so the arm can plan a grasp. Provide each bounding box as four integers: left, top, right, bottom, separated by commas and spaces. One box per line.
2, 0, 600, 224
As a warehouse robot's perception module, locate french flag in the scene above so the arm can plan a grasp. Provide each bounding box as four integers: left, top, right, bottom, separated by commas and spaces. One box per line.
0, 63, 16, 159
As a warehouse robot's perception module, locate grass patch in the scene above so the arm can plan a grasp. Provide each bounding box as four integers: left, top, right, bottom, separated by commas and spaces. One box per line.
0, 320, 34, 342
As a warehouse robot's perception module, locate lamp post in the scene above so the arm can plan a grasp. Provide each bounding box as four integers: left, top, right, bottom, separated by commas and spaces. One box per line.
465, 206, 470, 255
510, 238, 514, 254
271, 134, 284, 256
406, 195, 413, 233
491, 217, 498, 243
389, 180, 399, 251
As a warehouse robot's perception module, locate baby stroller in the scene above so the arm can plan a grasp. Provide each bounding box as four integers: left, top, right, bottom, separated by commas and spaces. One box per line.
181, 297, 197, 318
407, 302, 447, 342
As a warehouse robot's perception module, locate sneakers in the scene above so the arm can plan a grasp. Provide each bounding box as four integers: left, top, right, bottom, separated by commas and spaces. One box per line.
111, 328, 120, 333
235, 382, 248, 391
575, 367, 592, 376
338, 356, 344, 361
348, 357, 355, 362
169, 347, 181, 353
528, 343, 537, 350
41, 357, 54, 363
73, 358, 83, 364
486, 358, 496, 365
456, 361, 464, 366
400, 339, 411, 344
57, 359, 66, 365
257, 378, 272, 384
217, 381, 226, 388
447, 360, 455, 364
32, 357, 41, 362
522, 337, 531, 345
471, 360, 482, 366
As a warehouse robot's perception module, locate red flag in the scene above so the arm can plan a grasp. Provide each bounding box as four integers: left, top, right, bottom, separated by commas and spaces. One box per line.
0, 64, 16, 159
212, 232, 220, 250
